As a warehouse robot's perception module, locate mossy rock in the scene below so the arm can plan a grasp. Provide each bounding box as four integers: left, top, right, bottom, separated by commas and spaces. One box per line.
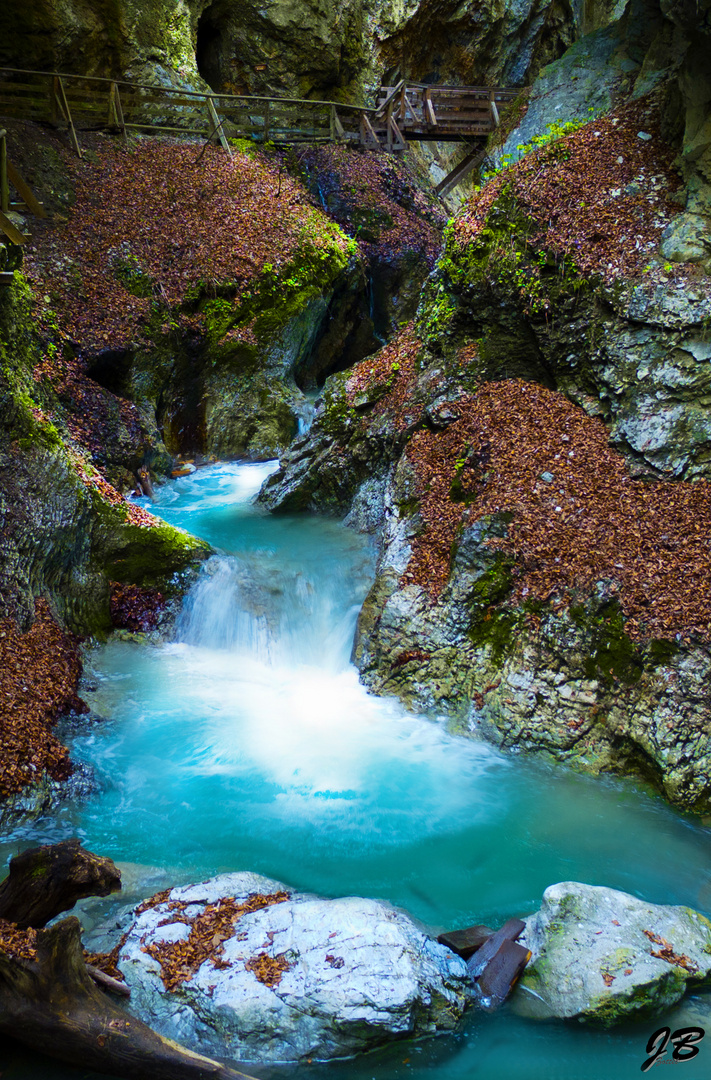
515, 882, 711, 1026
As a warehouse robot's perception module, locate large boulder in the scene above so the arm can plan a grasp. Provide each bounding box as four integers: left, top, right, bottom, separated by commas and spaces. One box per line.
117, 872, 471, 1063
514, 882, 711, 1025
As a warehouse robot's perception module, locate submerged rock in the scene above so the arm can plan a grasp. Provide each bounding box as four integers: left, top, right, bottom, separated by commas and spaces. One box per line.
514, 882, 711, 1026
118, 871, 471, 1064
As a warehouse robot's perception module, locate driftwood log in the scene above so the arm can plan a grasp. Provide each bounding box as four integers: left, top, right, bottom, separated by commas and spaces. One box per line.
0, 840, 257, 1080
0, 838, 121, 928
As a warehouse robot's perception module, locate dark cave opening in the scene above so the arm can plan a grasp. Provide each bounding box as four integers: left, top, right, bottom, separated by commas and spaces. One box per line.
196, 7, 225, 91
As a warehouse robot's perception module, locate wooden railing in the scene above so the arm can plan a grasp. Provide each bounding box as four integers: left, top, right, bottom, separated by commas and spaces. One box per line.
370, 80, 519, 149
0, 68, 518, 157
0, 125, 46, 281
0, 68, 374, 156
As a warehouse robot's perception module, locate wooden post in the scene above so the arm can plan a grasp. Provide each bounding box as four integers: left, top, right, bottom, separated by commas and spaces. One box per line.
263, 99, 271, 143
0, 131, 8, 214
113, 83, 128, 145
50, 76, 59, 126
423, 88, 437, 127
108, 82, 120, 129
330, 105, 345, 142
385, 96, 394, 151
489, 91, 500, 127
398, 85, 407, 121
207, 97, 231, 155
360, 113, 379, 149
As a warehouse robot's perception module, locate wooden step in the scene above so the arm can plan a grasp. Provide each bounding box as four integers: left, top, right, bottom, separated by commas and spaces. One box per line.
437, 924, 494, 959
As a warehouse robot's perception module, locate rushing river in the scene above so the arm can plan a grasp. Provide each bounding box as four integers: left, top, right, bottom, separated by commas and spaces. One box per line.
4, 462, 711, 1080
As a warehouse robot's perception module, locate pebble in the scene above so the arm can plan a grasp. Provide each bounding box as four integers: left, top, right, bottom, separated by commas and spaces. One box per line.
637, 131, 652, 141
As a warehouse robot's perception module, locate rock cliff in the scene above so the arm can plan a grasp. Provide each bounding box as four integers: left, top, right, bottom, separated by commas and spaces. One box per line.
259, 31, 711, 812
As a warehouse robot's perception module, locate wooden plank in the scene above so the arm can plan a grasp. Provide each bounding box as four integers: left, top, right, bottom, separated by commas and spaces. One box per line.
123, 123, 209, 135
112, 84, 128, 145
0, 209, 27, 245
6, 160, 45, 218
473, 939, 531, 1010
467, 918, 526, 980
437, 924, 494, 960
402, 95, 421, 126
0, 95, 52, 109
0, 270, 16, 285
360, 113, 380, 149
0, 80, 50, 94
120, 92, 209, 108
54, 77, 82, 158
387, 115, 406, 151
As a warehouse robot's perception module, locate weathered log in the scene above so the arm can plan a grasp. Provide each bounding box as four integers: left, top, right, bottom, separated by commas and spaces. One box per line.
466, 917, 526, 979
472, 939, 531, 1010
0, 839, 121, 929
0, 916, 257, 1080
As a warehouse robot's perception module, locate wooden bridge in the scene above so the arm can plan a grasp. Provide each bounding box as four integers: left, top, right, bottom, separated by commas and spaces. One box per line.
0, 68, 516, 155
0, 68, 518, 258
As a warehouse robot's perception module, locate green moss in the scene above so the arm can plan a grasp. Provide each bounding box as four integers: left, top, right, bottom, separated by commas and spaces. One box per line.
646, 638, 680, 665
466, 558, 522, 662
348, 205, 394, 242
569, 601, 643, 686
587, 969, 687, 1027
418, 282, 457, 341
111, 251, 154, 298
397, 495, 420, 517
103, 518, 210, 591
229, 138, 259, 157
434, 189, 594, 329
190, 211, 357, 355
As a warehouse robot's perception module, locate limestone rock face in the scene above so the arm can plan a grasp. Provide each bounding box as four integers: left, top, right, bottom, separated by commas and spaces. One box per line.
0, 0, 581, 101
118, 872, 471, 1064
0, 279, 210, 635
259, 325, 711, 814
515, 882, 711, 1025
496, 0, 711, 266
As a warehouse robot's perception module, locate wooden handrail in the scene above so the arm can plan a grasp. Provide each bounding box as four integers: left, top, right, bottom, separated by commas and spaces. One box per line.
0, 67, 520, 157
0, 67, 376, 113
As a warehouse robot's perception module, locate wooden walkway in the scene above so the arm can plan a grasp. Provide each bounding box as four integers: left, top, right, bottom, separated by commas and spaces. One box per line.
0, 68, 517, 156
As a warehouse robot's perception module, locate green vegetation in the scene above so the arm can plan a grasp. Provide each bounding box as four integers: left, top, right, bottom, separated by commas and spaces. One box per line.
482, 118, 588, 182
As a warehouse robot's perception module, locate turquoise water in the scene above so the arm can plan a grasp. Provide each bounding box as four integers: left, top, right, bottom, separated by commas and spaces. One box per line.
4, 462, 711, 1080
